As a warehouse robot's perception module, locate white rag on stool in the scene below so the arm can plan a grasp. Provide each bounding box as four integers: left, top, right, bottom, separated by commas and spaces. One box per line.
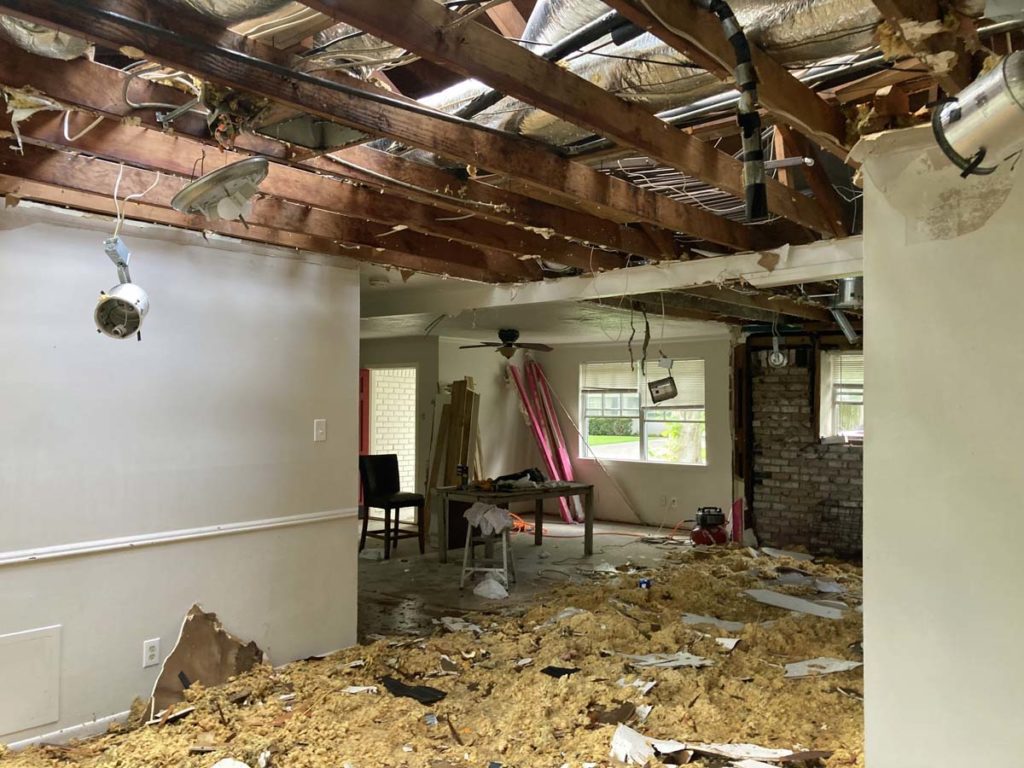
464, 503, 512, 535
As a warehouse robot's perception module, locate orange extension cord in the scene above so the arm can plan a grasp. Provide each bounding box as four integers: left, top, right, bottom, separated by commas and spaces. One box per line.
509, 512, 691, 540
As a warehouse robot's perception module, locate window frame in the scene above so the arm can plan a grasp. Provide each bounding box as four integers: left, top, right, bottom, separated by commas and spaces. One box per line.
819, 349, 864, 443
579, 359, 708, 466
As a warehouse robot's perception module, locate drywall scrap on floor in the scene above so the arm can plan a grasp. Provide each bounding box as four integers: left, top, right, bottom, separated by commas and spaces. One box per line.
151, 605, 266, 719
3, 548, 863, 767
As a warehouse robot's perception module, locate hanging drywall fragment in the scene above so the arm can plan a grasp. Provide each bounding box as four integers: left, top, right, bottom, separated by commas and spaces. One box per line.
784, 657, 863, 679
151, 605, 265, 719
744, 589, 845, 620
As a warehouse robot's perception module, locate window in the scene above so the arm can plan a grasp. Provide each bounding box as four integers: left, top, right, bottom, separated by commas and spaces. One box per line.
579, 360, 706, 465
819, 351, 864, 440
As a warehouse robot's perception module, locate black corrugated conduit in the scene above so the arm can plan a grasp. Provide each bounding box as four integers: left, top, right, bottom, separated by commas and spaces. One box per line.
694, 0, 768, 222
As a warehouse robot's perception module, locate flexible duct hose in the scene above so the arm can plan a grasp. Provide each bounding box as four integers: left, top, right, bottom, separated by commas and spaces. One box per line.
694, 0, 768, 221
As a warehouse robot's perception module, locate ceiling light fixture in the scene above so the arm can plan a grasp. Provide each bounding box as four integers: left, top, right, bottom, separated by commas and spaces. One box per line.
95, 236, 148, 340
171, 156, 269, 220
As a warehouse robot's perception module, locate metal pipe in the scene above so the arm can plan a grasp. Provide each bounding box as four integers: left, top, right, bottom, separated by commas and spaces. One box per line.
455, 10, 640, 120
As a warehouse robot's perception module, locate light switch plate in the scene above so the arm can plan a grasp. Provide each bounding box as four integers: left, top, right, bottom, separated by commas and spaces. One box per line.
313, 418, 327, 442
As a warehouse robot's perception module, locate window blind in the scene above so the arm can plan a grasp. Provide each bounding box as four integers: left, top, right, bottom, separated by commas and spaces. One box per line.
581, 362, 637, 391
833, 352, 864, 386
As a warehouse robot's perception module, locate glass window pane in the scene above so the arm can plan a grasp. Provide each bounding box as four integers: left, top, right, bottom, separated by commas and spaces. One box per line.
604, 393, 621, 415
622, 393, 640, 416
585, 416, 640, 461
644, 419, 706, 465
585, 393, 604, 414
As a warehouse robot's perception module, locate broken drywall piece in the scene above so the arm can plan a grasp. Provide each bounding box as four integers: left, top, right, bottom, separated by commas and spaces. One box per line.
621, 651, 713, 669
784, 657, 863, 679
761, 547, 815, 562
211, 760, 252, 768
151, 604, 265, 719
343, 686, 379, 694
682, 613, 745, 632
814, 579, 845, 594
744, 589, 845, 620
540, 607, 587, 627
731, 761, 780, 768
716, 638, 740, 652
439, 616, 482, 634
690, 743, 794, 761
616, 677, 657, 695
473, 575, 509, 600
609, 724, 688, 765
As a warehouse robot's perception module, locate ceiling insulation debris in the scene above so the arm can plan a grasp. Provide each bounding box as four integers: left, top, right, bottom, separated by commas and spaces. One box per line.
0, 547, 864, 767
0, 15, 92, 60
179, 0, 293, 23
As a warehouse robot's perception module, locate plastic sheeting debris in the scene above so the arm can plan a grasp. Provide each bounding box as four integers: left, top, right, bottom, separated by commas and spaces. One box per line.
473, 575, 509, 600
464, 503, 513, 535
784, 657, 863, 679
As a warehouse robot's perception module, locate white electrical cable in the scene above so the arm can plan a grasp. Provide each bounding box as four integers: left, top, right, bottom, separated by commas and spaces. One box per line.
62, 111, 104, 143
111, 163, 162, 238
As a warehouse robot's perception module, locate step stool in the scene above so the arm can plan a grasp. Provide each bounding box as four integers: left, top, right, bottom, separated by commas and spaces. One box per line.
460, 523, 517, 589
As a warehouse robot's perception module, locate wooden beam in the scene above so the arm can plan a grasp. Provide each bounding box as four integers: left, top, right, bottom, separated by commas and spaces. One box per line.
684, 285, 832, 322
308, 148, 677, 261
0, 177, 510, 284
871, 0, 974, 94
632, 291, 782, 324
0, 40, 674, 262
601, 0, 850, 160
0, 146, 539, 282
302, 0, 834, 235
485, 2, 527, 37
0, 0, 766, 252
2, 109, 609, 273
775, 125, 850, 239
587, 297, 736, 325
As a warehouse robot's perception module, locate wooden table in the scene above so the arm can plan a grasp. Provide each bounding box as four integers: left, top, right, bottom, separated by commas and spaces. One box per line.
434, 482, 595, 563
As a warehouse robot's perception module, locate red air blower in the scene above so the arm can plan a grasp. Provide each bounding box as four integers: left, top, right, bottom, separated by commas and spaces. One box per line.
690, 506, 728, 545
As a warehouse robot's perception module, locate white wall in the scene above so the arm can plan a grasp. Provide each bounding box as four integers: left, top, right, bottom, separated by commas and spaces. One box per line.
359, 336, 439, 495
437, 339, 535, 480
540, 336, 735, 527
0, 209, 360, 741
862, 129, 1024, 765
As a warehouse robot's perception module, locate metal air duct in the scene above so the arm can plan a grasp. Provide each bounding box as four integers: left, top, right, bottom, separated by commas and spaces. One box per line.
933, 51, 1024, 176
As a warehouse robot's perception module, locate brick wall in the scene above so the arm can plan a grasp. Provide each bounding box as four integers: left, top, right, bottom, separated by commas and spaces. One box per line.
370, 367, 417, 493
751, 349, 862, 558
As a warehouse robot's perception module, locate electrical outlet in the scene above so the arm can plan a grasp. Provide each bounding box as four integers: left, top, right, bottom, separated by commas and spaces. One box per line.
313, 418, 327, 442
668, 497, 678, 509
142, 638, 160, 668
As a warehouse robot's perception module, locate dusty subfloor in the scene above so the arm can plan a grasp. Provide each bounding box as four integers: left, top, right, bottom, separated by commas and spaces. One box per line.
1, 537, 864, 768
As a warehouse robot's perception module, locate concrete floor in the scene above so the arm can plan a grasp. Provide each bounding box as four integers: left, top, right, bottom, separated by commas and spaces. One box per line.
357, 517, 686, 640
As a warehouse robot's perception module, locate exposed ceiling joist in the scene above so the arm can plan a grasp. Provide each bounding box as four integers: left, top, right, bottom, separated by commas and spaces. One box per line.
3, 108, 624, 273
0, 40, 673, 263
587, 296, 739, 325
0, 177, 513, 284
683, 284, 832, 322
774, 125, 850, 239
630, 291, 785, 324
599, 0, 850, 160
0, 0, 769, 252
302, 0, 835, 236
0, 146, 541, 282
485, 2, 528, 37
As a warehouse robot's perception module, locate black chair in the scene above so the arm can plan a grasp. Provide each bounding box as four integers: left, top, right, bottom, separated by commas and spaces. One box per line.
358, 454, 426, 559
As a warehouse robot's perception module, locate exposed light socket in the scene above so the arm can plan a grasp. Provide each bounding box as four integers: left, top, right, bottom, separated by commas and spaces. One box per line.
142, 638, 160, 668
313, 418, 327, 442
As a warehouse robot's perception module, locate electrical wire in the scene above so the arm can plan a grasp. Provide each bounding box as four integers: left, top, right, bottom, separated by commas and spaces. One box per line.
111, 163, 162, 238
62, 111, 104, 142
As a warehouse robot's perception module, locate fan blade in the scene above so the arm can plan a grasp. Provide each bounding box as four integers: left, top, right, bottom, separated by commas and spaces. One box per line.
458, 343, 503, 349
515, 343, 554, 352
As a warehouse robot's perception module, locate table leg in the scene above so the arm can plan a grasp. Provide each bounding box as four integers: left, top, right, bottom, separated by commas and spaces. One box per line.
534, 498, 544, 546
438, 495, 448, 564
583, 489, 594, 556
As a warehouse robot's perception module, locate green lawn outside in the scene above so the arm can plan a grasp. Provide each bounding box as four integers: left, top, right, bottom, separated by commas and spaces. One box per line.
587, 435, 640, 445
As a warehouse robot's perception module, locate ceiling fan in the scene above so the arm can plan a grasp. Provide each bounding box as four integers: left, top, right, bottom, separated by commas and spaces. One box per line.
459, 328, 553, 359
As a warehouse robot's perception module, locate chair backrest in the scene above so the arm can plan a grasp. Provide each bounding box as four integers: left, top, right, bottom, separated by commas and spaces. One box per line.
358, 454, 401, 500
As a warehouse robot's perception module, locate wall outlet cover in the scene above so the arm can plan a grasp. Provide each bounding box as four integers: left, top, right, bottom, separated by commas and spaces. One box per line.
142, 638, 160, 668
313, 418, 327, 442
